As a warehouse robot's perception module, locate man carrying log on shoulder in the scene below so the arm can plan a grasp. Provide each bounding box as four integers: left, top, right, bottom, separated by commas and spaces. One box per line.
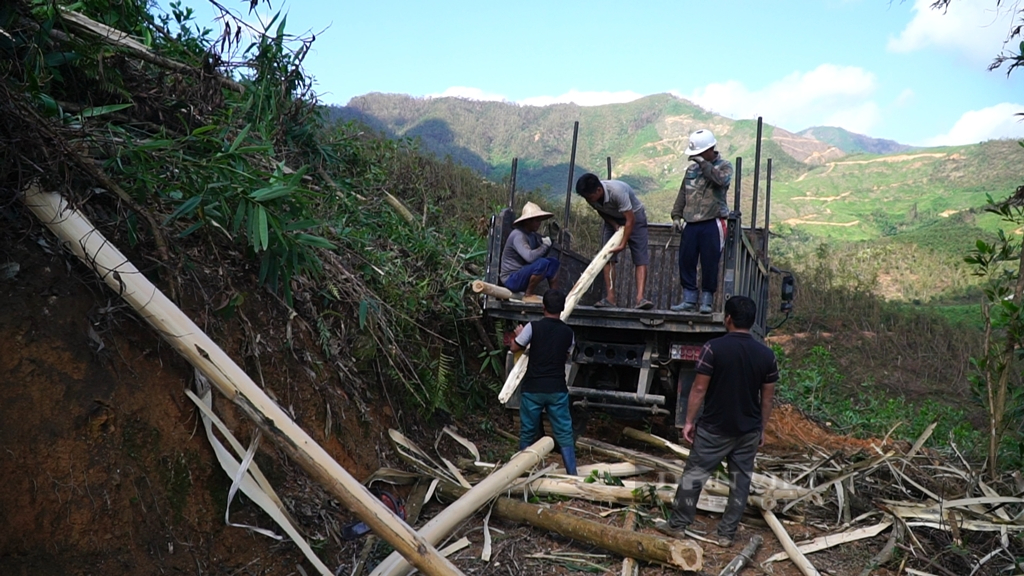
656, 295, 778, 547
510, 289, 578, 474
500, 202, 559, 304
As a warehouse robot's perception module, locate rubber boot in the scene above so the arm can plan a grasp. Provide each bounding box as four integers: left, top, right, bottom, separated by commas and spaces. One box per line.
560, 446, 578, 476
671, 289, 698, 312
698, 291, 714, 314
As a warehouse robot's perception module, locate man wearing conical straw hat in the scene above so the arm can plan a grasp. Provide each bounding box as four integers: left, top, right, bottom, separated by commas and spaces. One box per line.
500, 202, 560, 303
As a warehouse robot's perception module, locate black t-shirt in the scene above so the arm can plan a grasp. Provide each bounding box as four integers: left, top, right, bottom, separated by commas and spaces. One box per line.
695, 331, 779, 436
517, 317, 575, 394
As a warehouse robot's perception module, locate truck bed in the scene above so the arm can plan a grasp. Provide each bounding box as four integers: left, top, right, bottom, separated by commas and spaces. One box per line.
483, 208, 768, 336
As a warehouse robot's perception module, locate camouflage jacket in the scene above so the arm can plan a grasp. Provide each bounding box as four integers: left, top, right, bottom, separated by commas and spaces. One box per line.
670, 153, 733, 223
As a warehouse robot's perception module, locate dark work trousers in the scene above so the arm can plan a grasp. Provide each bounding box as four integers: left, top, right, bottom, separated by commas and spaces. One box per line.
667, 427, 760, 538
679, 218, 725, 293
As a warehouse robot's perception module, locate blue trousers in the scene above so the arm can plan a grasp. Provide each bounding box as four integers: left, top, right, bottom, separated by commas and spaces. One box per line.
679, 219, 725, 293
504, 258, 560, 292
518, 392, 574, 449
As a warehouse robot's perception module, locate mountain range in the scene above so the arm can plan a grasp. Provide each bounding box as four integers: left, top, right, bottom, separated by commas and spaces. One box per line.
327, 93, 1021, 242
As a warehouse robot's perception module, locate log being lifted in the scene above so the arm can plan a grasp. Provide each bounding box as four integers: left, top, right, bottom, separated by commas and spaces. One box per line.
369, 437, 555, 576
498, 228, 625, 403
21, 187, 464, 576
436, 483, 703, 572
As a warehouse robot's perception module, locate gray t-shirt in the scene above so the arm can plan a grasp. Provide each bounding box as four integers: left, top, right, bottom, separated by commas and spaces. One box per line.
500, 227, 549, 283
587, 180, 645, 225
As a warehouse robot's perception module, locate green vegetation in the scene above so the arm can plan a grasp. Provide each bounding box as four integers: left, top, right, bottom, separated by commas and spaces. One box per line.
776, 345, 979, 450
2, 0, 512, 418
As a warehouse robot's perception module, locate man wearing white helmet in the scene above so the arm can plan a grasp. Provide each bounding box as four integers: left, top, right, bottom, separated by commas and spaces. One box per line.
670, 129, 733, 314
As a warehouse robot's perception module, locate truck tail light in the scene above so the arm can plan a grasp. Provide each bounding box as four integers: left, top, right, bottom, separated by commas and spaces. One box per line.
670, 343, 702, 362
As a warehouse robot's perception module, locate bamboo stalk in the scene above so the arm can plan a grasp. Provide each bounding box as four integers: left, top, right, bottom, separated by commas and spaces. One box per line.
471, 280, 513, 300
497, 228, 624, 404
764, 520, 893, 564
384, 191, 418, 226
762, 509, 820, 576
21, 187, 464, 576
369, 437, 555, 576
59, 9, 245, 94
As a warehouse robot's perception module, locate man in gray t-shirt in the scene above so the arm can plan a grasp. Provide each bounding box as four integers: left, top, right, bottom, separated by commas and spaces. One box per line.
574, 173, 652, 309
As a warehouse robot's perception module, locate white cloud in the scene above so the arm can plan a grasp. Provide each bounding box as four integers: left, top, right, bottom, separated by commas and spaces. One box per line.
426, 86, 508, 101
894, 88, 916, 107
518, 89, 644, 107
888, 0, 1017, 63
681, 64, 881, 134
925, 102, 1024, 145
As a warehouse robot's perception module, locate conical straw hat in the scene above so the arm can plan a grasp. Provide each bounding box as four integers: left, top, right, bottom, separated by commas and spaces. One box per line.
514, 202, 554, 225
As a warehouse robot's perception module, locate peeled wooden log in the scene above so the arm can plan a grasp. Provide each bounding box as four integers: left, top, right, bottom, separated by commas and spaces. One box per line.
577, 436, 775, 510
21, 187, 464, 576
526, 477, 740, 513
719, 534, 762, 576
369, 437, 554, 576
471, 280, 513, 300
622, 427, 818, 503
497, 228, 625, 404
437, 483, 702, 571
762, 509, 820, 576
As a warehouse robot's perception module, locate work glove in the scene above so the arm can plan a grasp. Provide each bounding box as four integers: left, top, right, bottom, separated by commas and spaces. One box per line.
541, 236, 552, 247
672, 218, 685, 233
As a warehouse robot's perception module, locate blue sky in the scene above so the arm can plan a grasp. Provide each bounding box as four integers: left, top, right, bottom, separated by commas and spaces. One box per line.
165, 0, 1024, 147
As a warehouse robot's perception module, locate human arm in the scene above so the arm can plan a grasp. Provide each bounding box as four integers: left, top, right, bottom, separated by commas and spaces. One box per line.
759, 382, 775, 447
510, 322, 532, 353
682, 373, 710, 444
510, 230, 550, 263
611, 209, 635, 253
692, 157, 733, 189
670, 178, 687, 222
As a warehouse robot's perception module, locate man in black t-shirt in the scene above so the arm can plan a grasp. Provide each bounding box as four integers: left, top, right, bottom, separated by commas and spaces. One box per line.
655, 296, 778, 547
511, 289, 578, 474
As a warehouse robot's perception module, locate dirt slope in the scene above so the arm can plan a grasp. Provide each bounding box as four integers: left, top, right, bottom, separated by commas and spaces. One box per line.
0, 221, 385, 574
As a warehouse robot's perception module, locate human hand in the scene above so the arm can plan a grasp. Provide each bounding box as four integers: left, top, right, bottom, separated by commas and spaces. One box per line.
759, 430, 766, 448
610, 243, 627, 254
672, 218, 685, 233
682, 422, 696, 444
541, 236, 552, 247
689, 155, 704, 164
514, 324, 524, 337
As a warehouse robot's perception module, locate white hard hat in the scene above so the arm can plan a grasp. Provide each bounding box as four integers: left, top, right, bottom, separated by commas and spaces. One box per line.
686, 129, 717, 156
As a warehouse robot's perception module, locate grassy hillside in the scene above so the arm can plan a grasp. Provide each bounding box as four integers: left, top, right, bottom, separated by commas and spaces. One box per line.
327, 93, 836, 195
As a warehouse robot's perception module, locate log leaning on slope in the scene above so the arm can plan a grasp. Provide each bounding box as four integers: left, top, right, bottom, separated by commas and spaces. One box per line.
21, 187, 465, 576
369, 437, 555, 576
497, 228, 625, 404
436, 483, 703, 572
